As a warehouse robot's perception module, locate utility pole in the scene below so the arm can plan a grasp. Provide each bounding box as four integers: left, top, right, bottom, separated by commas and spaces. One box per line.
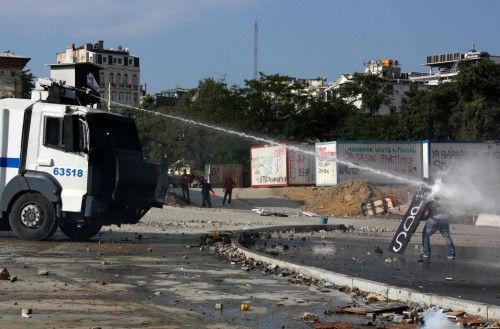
254, 20, 258, 80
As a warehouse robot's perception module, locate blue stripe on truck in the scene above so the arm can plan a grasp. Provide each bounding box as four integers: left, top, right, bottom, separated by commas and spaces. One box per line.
0, 157, 20, 168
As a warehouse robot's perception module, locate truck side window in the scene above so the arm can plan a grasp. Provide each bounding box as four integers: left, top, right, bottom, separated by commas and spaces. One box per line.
79, 118, 88, 152
44, 116, 65, 149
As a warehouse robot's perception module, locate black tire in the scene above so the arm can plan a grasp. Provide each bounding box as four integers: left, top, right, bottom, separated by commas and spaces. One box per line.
9, 193, 58, 241
59, 221, 102, 241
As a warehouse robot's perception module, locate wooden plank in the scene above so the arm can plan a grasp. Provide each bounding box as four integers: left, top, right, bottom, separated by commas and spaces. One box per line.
340, 302, 408, 315
445, 310, 466, 318
313, 322, 355, 329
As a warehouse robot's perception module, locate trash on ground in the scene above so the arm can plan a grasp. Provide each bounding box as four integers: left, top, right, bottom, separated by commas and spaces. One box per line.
361, 196, 397, 216
340, 302, 408, 315
0, 268, 10, 280
303, 211, 320, 217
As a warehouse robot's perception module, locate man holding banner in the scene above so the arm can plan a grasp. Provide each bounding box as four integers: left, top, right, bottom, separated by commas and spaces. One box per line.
388, 178, 456, 260
421, 197, 456, 259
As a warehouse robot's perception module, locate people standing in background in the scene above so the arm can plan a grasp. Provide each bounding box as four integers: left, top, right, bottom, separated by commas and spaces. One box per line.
180, 169, 191, 204
221, 176, 236, 206
188, 170, 195, 187
200, 176, 214, 208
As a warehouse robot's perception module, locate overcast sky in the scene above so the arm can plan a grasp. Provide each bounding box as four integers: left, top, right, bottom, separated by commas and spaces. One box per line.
2, 0, 500, 94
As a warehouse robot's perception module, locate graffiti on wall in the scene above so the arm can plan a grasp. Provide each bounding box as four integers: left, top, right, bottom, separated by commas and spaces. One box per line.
288, 145, 315, 185
251, 145, 287, 186
315, 144, 337, 186
430, 144, 500, 173
206, 164, 243, 188
339, 144, 420, 177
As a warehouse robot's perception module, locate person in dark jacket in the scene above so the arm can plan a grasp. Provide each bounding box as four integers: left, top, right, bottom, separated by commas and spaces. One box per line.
221, 176, 236, 206
180, 169, 191, 203
200, 177, 214, 208
421, 196, 456, 259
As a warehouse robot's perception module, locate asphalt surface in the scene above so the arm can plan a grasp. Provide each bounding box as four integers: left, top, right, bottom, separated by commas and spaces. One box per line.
0, 187, 499, 328
176, 187, 500, 311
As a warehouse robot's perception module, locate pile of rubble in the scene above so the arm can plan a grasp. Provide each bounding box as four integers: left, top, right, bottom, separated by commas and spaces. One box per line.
274, 179, 413, 217
201, 233, 500, 329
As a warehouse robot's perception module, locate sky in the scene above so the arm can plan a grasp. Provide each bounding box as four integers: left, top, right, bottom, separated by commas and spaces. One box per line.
2, 0, 500, 94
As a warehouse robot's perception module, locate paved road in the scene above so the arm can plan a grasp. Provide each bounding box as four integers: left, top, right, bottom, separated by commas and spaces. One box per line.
174, 187, 500, 311
0, 187, 499, 328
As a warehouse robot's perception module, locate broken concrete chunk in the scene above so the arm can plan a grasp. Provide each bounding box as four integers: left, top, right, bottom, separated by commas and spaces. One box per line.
37, 269, 49, 276
22, 308, 32, 315
0, 268, 10, 280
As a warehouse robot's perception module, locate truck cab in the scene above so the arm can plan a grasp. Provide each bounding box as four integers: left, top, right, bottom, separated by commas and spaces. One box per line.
0, 82, 163, 241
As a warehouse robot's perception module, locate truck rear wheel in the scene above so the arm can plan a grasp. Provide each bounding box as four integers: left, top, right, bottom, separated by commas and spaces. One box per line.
59, 221, 102, 241
9, 193, 59, 241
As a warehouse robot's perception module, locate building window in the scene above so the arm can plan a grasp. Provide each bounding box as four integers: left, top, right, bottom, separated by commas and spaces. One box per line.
123, 74, 128, 87
116, 73, 122, 86
102, 57, 108, 64
118, 92, 124, 102
99, 72, 105, 87
133, 93, 138, 104
132, 75, 138, 87
128, 58, 133, 66
126, 92, 131, 103
390, 106, 396, 115
111, 91, 117, 102
109, 73, 114, 85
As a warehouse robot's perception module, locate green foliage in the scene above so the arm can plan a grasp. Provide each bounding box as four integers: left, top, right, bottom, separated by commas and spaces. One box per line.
21, 70, 36, 99
398, 59, 500, 141
131, 61, 500, 173
337, 73, 392, 115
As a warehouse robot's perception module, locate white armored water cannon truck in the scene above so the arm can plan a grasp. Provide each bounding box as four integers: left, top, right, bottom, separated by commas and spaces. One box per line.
0, 77, 164, 240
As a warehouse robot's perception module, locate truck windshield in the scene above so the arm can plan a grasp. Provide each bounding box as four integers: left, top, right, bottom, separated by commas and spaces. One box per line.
86, 113, 143, 153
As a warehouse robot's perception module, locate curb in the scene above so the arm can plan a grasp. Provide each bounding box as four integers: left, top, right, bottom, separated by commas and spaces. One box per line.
234, 225, 500, 321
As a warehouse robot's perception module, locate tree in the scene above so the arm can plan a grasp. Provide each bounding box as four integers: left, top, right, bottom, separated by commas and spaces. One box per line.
337, 72, 392, 115
451, 59, 500, 140
397, 59, 500, 141
21, 70, 36, 99
241, 73, 310, 139
397, 83, 458, 140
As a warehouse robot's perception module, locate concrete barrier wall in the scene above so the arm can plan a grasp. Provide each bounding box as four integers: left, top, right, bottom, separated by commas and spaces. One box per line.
251, 145, 287, 187
250, 144, 315, 187
426, 141, 500, 179
249, 141, 500, 188
315, 141, 338, 186
205, 164, 243, 188
287, 144, 316, 186
336, 141, 423, 185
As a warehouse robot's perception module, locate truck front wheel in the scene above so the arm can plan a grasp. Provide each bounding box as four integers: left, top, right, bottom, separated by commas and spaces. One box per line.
59, 221, 102, 241
9, 193, 59, 241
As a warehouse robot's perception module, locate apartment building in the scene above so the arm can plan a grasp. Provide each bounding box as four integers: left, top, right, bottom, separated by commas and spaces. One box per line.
0, 50, 30, 99
409, 46, 500, 85
325, 59, 429, 115
56, 40, 140, 111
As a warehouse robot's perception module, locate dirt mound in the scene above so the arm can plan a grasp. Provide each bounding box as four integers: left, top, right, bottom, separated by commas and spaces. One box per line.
274, 179, 413, 217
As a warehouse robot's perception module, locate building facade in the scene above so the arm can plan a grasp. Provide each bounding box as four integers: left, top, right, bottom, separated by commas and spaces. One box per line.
56, 40, 140, 111
0, 51, 30, 99
409, 45, 500, 85
325, 59, 428, 115
154, 87, 190, 107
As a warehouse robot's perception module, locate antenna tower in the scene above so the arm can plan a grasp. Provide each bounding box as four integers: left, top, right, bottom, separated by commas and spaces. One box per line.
254, 20, 258, 80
